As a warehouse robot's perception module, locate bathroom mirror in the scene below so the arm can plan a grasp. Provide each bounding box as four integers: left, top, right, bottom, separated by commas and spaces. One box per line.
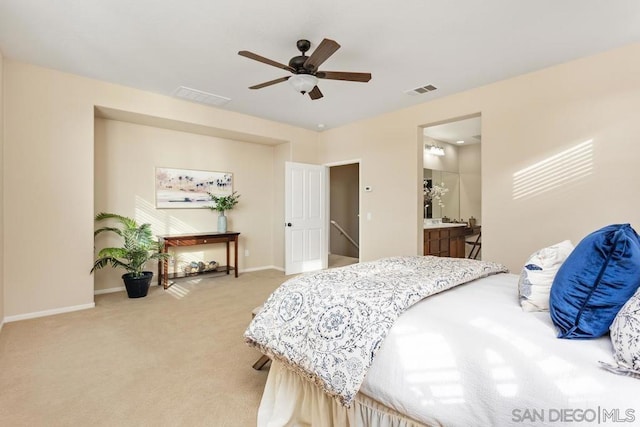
423, 169, 460, 220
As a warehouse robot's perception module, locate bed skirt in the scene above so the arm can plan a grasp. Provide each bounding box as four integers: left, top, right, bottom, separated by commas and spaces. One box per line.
258, 361, 430, 427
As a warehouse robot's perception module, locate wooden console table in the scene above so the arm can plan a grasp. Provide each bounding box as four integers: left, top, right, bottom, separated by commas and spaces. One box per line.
157, 231, 240, 289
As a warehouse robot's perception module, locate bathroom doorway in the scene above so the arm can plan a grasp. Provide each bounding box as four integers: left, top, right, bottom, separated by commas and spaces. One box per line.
422, 115, 482, 257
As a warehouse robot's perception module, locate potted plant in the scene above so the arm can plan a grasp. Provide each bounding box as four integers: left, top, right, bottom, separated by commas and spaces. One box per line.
208, 191, 240, 233
91, 212, 170, 298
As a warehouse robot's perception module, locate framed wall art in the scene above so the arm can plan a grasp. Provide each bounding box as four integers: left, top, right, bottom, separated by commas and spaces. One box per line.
155, 167, 233, 209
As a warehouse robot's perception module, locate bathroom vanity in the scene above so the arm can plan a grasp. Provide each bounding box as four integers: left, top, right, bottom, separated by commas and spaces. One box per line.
424, 222, 481, 258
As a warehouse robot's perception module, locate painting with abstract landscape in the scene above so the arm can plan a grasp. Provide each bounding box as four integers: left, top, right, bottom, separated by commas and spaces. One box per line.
155, 167, 233, 209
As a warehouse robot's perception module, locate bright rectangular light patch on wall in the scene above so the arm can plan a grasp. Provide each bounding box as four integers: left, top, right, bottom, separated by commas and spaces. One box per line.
512, 139, 593, 200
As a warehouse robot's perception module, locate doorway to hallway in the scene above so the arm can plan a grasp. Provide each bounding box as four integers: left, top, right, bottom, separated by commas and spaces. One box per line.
328, 163, 360, 268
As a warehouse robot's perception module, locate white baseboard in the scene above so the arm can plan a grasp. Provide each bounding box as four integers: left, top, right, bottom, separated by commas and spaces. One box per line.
94, 286, 125, 295
2, 265, 287, 326
4, 302, 95, 323
241, 265, 284, 273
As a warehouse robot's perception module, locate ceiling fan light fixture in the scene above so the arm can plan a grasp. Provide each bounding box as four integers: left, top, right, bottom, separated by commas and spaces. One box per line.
240, 38, 370, 101
289, 74, 318, 94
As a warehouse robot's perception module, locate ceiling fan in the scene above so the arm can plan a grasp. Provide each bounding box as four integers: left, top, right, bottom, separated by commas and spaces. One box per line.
238, 38, 372, 100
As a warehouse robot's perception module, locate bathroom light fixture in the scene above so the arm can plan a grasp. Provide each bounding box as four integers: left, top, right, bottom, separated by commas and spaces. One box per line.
425, 143, 445, 157
288, 74, 318, 94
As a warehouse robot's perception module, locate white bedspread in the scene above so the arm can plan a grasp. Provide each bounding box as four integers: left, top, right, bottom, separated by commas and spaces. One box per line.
246, 256, 508, 406
360, 273, 640, 426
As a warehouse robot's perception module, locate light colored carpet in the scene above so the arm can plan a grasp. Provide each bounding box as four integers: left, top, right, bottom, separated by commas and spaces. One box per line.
0, 269, 288, 427
328, 254, 359, 268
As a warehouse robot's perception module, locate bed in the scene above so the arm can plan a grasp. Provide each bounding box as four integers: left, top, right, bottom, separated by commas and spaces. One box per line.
245, 254, 640, 427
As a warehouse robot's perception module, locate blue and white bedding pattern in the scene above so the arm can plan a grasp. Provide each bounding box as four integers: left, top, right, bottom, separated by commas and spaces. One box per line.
244, 255, 508, 406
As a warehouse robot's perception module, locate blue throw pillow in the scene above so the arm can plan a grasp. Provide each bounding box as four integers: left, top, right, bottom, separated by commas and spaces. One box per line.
550, 224, 640, 339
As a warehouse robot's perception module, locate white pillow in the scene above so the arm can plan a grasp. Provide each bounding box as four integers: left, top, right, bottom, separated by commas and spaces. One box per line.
608, 290, 640, 372
518, 240, 574, 312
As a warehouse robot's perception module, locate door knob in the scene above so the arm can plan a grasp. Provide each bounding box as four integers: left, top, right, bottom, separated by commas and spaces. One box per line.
286, 222, 292, 227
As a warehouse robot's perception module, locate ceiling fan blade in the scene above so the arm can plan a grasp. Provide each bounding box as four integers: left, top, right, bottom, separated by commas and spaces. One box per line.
308, 86, 323, 100
316, 71, 372, 82
238, 50, 295, 73
249, 76, 290, 90
303, 38, 340, 71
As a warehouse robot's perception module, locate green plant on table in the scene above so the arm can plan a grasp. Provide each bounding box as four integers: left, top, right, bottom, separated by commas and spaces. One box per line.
208, 191, 240, 213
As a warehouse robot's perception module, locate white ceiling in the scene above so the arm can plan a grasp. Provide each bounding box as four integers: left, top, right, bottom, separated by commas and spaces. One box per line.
424, 116, 481, 146
1, 1, 640, 131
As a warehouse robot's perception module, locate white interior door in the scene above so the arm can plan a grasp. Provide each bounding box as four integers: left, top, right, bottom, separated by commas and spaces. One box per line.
285, 161, 328, 275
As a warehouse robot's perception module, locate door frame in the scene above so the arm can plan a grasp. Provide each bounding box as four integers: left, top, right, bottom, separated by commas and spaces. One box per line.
325, 159, 361, 262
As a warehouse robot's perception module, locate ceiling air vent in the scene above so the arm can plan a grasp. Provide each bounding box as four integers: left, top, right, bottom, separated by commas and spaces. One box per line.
173, 86, 231, 107
404, 84, 437, 96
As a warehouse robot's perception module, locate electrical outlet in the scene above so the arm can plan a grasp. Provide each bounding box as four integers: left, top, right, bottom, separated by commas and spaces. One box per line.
245, 249, 250, 257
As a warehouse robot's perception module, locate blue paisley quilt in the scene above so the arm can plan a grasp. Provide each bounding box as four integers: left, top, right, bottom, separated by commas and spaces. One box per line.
244, 255, 508, 406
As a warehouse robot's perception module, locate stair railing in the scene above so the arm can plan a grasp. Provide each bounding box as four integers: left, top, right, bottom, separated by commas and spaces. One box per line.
330, 220, 359, 250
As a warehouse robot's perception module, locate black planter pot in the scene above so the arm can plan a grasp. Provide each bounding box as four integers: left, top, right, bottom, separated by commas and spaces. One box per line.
122, 271, 154, 298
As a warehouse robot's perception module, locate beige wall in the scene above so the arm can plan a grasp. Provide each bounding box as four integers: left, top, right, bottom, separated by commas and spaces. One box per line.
319, 42, 640, 271
318, 122, 422, 261
3, 60, 317, 319
272, 143, 291, 270
93, 119, 277, 291
458, 144, 481, 225
0, 49, 4, 327
4, 42, 640, 319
